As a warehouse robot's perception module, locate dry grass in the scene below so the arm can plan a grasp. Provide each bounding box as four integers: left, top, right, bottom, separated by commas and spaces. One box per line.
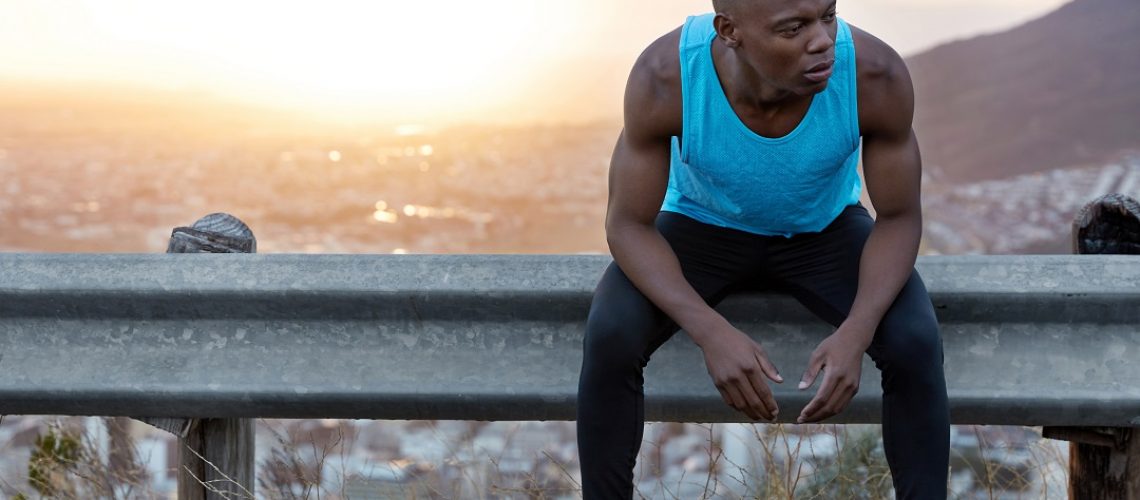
6, 417, 159, 500
0, 418, 1071, 499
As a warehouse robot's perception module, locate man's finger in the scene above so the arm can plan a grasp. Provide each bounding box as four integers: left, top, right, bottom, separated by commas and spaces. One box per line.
756, 382, 779, 421
716, 386, 738, 411
744, 368, 777, 421
830, 383, 859, 417
756, 351, 784, 384
798, 368, 838, 423
798, 358, 823, 390
723, 384, 760, 420
735, 376, 771, 421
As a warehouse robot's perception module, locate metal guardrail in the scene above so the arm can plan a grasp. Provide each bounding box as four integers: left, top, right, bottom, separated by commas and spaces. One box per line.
0, 253, 1137, 426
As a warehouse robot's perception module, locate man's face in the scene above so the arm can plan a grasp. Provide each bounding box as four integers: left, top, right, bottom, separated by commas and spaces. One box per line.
717, 0, 839, 95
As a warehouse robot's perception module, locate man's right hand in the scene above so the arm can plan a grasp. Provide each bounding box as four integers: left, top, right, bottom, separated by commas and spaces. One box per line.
699, 324, 783, 421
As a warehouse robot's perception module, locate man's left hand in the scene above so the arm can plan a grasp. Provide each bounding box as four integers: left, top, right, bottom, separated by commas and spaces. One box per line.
797, 328, 870, 423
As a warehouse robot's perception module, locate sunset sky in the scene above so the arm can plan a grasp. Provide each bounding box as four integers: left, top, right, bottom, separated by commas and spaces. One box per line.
0, 0, 1069, 125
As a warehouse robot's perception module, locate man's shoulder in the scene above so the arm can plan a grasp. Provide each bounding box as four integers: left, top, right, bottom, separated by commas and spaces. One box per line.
623, 27, 685, 140
848, 23, 915, 135
848, 23, 908, 93
631, 27, 684, 99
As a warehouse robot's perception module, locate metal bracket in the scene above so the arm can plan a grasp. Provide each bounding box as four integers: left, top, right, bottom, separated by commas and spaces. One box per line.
134, 417, 194, 438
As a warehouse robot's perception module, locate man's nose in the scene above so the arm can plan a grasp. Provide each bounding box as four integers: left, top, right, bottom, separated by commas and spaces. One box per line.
806, 23, 835, 54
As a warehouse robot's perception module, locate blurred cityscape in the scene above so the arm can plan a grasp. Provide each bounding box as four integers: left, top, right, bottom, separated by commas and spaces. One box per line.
0, 105, 612, 255
0, 104, 1131, 499
922, 154, 1140, 255
3, 99, 1136, 258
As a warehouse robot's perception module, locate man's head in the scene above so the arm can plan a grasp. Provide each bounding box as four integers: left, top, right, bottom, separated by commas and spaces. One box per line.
712, 0, 839, 96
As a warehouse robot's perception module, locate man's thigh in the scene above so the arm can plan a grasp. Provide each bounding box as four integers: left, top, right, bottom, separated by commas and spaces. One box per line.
763, 204, 876, 326
763, 204, 942, 366
653, 211, 769, 289
584, 211, 769, 357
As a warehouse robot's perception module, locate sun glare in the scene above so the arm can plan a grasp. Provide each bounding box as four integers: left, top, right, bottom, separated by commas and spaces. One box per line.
1, 0, 1071, 125
77, 0, 548, 122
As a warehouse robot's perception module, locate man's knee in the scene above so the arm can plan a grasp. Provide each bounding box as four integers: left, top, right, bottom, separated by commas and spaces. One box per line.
876, 310, 944, 379
582, 305, 651, 375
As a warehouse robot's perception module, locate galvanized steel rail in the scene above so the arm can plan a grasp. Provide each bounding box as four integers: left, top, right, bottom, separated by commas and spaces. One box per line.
0, 253, 1137, 426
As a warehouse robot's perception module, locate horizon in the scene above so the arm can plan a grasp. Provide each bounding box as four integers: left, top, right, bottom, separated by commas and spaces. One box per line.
1, 0, 1069, 127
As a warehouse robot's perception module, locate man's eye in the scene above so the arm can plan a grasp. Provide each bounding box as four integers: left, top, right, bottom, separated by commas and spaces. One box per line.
823, 12, 837, 21
783, 24, 803, 36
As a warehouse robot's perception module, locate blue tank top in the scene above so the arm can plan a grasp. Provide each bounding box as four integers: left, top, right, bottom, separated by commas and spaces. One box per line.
662, 14, 863, 237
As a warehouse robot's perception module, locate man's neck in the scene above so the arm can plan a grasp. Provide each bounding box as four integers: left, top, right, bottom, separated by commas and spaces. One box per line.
715, 41, 806, 116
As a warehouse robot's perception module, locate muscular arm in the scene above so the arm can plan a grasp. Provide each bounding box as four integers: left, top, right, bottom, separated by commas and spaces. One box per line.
844, 29, 923, 346
798, 27, 923, 423
607, 32, 782, 421
606, 36, 720, 345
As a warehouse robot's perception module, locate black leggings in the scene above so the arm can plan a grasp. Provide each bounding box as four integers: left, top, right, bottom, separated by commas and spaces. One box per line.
576, 206, 950, 499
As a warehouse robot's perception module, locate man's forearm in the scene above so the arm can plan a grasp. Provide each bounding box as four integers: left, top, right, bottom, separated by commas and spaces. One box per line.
841, 211, 922, 346
607, 224, 728, 346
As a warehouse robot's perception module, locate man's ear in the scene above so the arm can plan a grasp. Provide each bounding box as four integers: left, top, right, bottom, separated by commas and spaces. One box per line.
713, 14, 741, 48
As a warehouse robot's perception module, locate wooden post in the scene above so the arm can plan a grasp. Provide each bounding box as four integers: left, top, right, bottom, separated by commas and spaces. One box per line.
1044, 193, 1140, 499
158, 213, 257, 500
179, 418, 256, 500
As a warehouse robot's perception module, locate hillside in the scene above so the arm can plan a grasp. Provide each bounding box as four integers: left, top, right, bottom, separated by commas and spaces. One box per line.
908, 0, 1140, 183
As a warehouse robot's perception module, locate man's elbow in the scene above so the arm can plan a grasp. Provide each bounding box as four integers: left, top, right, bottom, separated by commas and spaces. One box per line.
604, 219, 632, 250
874, 205, 923, 232
605, 215, 654, 250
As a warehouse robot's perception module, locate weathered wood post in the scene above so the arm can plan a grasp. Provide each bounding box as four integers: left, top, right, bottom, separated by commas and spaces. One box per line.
1043, 193, 1140, 499
139, 213, 257, 500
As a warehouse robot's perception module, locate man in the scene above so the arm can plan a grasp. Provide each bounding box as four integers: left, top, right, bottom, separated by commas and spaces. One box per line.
575, 0, 950, 498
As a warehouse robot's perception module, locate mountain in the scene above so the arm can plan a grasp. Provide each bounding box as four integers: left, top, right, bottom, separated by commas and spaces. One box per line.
907, 0, 1140, 183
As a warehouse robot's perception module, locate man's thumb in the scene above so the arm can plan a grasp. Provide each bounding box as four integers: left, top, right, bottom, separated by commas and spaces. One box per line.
799, 364, 821, 390
756, 353, 783, 383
